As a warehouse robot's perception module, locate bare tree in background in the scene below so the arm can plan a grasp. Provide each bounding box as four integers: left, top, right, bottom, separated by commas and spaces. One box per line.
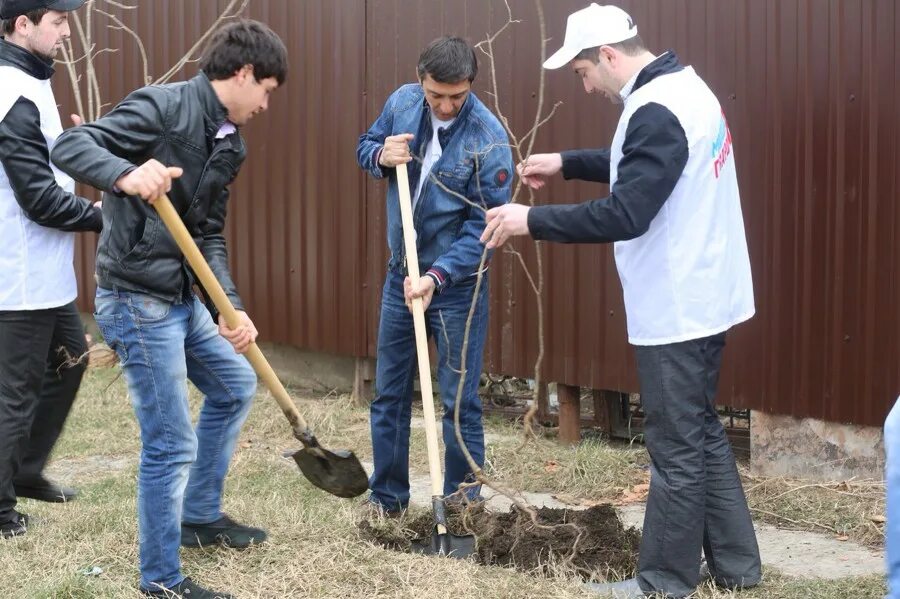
58, 0, 250, 122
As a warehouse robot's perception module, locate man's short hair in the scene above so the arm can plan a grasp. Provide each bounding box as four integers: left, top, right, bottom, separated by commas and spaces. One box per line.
574, 34, 647, 63
199, 19, 288, 86
416, 36, 478, 84
1, 8, 48, 36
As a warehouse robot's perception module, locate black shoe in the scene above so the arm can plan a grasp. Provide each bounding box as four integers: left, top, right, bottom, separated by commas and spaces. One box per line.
181, 514, 267, 549
141, 577, 234, 598
0, 512, 29, 539
14, 476, 78, 503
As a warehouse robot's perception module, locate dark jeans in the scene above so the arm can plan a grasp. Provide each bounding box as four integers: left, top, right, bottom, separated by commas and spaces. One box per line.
368, 271, 489, 511
0, 301, 87, 522
635, 332, 761, 597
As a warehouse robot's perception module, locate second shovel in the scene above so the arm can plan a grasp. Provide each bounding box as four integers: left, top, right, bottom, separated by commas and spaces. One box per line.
393, 163, 475, 558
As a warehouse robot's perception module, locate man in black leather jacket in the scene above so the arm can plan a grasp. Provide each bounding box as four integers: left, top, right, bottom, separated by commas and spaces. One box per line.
52, 19, 287, 599
0, 0, 100, 539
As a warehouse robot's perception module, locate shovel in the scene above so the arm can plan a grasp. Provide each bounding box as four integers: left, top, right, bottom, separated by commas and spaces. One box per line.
153, 194, 369, 499
394, 163, 476, 558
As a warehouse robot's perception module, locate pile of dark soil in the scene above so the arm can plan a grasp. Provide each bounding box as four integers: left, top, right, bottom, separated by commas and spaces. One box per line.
359, 503, 640, 580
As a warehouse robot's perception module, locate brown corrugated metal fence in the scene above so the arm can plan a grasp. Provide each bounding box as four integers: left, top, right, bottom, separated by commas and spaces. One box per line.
64, 0, 900, 427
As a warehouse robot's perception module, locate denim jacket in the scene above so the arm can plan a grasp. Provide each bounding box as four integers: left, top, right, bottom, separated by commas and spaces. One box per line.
357, 84, 512, 290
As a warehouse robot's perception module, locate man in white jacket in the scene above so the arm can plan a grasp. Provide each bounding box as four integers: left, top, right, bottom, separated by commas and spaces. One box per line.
0, 0, 99, 538
482, 4, 761, 597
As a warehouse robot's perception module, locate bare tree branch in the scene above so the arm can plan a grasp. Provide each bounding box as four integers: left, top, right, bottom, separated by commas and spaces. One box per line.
440, 2, 570, 538
56, 46, 119, 66
152, 0, 250, 85
503, 245, 539, 296
59, 0, 254, 123
99, 0, 137, 10
95, 7, 150, 85
59, 40, 85, 120
70, 8, 97, 120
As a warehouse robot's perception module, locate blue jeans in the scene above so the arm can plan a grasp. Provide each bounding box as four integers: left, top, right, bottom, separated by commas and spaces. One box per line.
886, 396, 900, 599
369, 271, 488, 511
94, 288, 257, 591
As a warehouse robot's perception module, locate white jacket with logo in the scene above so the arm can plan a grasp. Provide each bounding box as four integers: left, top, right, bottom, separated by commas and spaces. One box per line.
528, 51, 754, 345
0, 39, 101, 311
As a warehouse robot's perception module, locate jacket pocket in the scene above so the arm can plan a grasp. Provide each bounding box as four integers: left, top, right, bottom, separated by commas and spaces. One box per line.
436, 169, 468, 194
118, 215, 159, 269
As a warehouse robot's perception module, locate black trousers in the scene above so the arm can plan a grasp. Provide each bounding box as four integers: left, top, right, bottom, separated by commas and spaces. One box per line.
634, 332, 761, 597
0, 301, 87, 522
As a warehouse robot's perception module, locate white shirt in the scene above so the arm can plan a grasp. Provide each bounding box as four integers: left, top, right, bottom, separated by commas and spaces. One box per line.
413, 113, 455, 211
619, 54, 661, 101
618, 69, 641, 101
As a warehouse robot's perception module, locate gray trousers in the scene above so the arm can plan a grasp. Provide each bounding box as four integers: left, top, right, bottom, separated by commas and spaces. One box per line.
634, 332, 761, 597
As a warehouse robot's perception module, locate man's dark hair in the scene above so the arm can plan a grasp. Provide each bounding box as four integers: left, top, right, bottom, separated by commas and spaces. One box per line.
416, 36, 478, 84
574, 34, 647, 63
199, 19, 288, 85
1, 8, 49, 36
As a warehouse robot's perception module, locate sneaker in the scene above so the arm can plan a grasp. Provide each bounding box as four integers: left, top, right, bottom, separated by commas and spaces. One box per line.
141, 577, 233, 598
0, 512, 29, 539
181, 514, 267, 549
14, 475, 78, 503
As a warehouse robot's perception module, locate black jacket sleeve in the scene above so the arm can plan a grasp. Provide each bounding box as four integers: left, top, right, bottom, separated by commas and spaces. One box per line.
0, 97, 102, 232
560, 148, 611, 183
196, 185, 243, 320
527, 102, 689, 244
51, 86, 168, 193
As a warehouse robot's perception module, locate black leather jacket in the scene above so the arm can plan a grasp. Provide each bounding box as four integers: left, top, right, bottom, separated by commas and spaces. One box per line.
0, 38, 101, 233
51, 73, 246, 312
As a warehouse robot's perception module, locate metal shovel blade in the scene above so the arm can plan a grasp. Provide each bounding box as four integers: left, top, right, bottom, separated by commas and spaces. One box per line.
410, 497, 476, 559
411, 528, 476, 559
289, 443, 369, 499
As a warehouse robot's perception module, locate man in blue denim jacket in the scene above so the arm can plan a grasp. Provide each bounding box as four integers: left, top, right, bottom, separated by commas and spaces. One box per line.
357, 36, 512, 514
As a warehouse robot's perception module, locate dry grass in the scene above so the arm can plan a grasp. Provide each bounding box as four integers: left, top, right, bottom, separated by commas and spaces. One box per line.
692, 572, 885, 598
481, 419, 649, 503
0, 368, 887, 598
744, 474, 885, 547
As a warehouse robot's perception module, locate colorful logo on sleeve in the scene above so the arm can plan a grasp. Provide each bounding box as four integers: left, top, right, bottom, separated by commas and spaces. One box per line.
711, 110, 733, 179
495, 168, 510, 187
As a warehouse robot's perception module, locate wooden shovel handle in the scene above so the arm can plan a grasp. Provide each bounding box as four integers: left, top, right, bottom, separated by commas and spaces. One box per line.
153, 195, 309, 434
395, 164, 444, 499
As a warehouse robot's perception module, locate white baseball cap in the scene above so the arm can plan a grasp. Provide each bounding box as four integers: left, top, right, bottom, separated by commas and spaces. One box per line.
543, 3, 638, 70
